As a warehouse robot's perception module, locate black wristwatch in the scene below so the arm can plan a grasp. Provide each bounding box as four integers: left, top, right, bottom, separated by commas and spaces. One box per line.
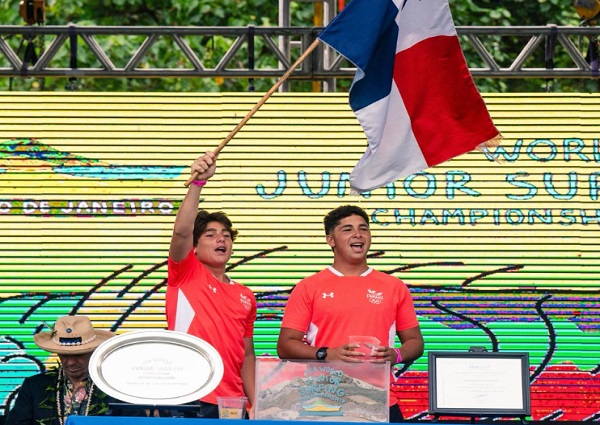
315, 347, 328, 361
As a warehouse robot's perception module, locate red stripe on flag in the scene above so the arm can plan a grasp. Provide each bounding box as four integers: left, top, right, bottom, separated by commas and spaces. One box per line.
393, 35, 498, 167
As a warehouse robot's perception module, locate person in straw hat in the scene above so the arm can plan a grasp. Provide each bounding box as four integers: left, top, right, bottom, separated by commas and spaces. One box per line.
5, 315, 129, 425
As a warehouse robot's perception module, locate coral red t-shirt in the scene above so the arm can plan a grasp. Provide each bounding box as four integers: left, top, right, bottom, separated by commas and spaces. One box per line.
281, 267, 419, 405
166, 249, 256, 405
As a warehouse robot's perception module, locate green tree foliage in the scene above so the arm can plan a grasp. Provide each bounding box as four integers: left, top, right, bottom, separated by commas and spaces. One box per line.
449, 0, 595, 92
0, 0, 592, 92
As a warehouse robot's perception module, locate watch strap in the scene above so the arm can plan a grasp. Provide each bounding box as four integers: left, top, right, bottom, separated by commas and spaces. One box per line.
315, 346, 328, 361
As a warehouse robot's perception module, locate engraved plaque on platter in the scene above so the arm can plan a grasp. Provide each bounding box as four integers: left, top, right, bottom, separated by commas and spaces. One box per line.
255, 358, 390, 422
89, 330, 224, 405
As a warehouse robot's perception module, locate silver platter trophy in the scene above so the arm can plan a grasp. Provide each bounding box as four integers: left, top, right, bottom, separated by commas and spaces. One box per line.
89, 330, 224, 405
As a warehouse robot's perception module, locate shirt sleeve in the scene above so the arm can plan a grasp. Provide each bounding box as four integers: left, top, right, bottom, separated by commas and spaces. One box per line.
167, 248, 196, 287
281, 280, 313, 332
5, 377, 36, 425
244, 289, 257, 339
395, 282, 420, 331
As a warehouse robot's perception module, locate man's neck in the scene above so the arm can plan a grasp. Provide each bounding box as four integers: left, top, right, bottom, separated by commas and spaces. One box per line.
65, 375, 88, 389
331, 261, 369, 276
206, 264, 228, 283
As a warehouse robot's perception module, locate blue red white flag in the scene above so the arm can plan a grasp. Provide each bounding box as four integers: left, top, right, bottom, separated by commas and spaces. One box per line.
318, 0, 501, 193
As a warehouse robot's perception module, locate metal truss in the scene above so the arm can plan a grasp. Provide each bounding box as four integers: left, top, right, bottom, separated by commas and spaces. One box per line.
0, 24, 599, 80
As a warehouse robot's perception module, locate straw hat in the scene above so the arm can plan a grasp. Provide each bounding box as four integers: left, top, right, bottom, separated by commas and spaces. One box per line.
34, 315, 115, 355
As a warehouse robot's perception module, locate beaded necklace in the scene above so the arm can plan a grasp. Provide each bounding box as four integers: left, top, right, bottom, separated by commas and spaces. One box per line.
55, 367, 94, 425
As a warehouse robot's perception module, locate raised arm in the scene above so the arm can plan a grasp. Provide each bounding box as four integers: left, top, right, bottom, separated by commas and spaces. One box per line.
169, 152, 217, 262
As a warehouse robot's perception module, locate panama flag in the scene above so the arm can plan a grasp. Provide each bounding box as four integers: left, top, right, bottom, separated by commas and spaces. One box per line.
318, 0, 501, 193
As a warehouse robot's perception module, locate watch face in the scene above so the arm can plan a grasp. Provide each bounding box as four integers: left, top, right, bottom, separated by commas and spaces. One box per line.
316, 347, 328, 361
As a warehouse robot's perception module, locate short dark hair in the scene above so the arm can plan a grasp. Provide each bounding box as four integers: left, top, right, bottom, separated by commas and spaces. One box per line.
193, 210, 238, 246
323, 205, 369, 235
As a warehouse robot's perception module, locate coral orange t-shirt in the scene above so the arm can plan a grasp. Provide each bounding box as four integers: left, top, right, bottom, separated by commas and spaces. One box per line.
281, 267, 419, 405
167, 249, 256, 405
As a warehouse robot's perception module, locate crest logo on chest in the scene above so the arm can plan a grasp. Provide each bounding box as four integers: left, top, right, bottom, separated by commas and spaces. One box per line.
367, 289, 384, 304
240, 293, 252, 311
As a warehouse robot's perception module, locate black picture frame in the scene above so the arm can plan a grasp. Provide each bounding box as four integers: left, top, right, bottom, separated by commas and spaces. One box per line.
428, 351, 531, 418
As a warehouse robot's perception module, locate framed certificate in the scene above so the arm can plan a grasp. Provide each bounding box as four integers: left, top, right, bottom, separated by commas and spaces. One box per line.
428, 351, 530, 417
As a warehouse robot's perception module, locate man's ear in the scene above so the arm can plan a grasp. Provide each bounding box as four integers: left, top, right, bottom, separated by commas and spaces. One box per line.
326, 234, 335, 249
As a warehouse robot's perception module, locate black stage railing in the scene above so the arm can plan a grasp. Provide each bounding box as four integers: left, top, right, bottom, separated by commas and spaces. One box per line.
0, 25, 599, 80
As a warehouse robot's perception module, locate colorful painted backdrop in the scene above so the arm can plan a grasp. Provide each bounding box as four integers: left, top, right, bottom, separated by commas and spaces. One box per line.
0, 92, 598, 420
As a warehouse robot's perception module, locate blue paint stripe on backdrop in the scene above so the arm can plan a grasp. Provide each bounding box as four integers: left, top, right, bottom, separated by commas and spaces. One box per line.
53, 166, 185, 180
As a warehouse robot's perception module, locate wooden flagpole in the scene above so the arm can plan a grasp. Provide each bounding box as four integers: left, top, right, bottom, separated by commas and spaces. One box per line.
184, 38, 322, 187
